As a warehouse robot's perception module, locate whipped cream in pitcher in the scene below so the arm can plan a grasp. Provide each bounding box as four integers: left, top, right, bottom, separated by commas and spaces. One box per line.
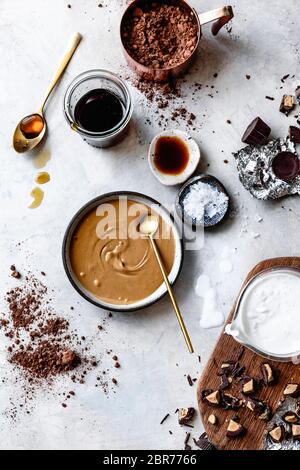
225, 268, 300, 361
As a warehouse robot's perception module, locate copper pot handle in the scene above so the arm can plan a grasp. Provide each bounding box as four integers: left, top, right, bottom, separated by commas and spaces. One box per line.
198, 5, 234, 36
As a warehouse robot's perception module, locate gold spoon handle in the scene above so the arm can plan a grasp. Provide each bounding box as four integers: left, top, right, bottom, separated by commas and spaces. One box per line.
38, 32, 82, 114
148, 235, 194, 353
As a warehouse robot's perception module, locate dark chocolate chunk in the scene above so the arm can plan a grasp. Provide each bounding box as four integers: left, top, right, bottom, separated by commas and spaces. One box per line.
221, 393, 242, 410
226, 419, 246, 438
258, 404, 272, 421
272, 151, 300, 181
160, 413, 170, 425
279, 94, 295, 115
178, 407, 195, 425
187, 374, 193, 386
241, 117, 271, 146
289, 126, 300, 144
269, 425, 285, 443
260, 363, 275, 385
193, 432, 216, 450
219, 374, 230, 390
295, 86, 300, 103
242, 378, 255, 395
266, 95, 275, 101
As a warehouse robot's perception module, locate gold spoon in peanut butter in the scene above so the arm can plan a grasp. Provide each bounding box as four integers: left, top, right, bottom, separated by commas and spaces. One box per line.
13, 33, 82, 153
139, 215, 194, 353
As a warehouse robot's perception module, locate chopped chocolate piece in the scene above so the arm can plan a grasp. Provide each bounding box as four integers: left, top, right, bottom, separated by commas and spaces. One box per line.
203, 390, 221, 406
11, 270, 21, 279
160, 413, 170, 425
226, 419, 245, 438
246, 74, 251, 80
289, 125, 300, 144
184, 432, 191, 450
112, 378, 117, 385
280, 94, 295, 115
178, 407, 195, 425
222, 393, 242, 410
296, 86, 300, 103
260, 363, 275, 385
292, 424, 300, 440
282, 411, 299, 424
112, 355, 118, 361
283, 383, 300, 398
242, 378, 255, 395
281, 74, 290, 83
218, 361, 236, 376
241, 117, 271, 146
193, 432, 216, 450
269, 425, 285, 443
187, 374, 193, 386
114, 361, 120, 368
266, 96, 275, 101
258, 404, 272, 421
232, 364, 245, 378
208, 414, 217, 425
219, 374, 230, 390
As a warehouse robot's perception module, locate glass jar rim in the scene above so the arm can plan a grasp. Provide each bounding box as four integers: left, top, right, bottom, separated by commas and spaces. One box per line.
63, 69, 133, 138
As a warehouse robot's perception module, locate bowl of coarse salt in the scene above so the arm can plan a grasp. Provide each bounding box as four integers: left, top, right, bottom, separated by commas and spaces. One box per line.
176, 174, 230, 228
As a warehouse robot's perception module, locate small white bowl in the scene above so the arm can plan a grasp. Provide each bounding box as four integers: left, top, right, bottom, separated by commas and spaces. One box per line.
148, 130, 201, 186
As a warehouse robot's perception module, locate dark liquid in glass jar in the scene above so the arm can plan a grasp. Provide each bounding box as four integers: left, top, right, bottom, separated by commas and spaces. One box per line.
74, 89, 124, 133
154, 136, 189, 175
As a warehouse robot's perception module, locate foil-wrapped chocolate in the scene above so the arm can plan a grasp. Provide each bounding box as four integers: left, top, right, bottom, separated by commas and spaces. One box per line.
233, 138, 300, 200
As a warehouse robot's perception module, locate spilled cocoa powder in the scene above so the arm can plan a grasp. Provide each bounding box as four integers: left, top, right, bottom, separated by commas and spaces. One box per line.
0, 268, 120, 418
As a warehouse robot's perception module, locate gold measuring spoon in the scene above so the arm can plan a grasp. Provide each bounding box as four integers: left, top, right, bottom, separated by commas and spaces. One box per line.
139, 215, 194, 353
13, 32, 82, 153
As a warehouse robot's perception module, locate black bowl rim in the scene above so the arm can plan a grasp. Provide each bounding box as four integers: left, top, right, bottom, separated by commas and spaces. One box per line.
62, 191, 184, 312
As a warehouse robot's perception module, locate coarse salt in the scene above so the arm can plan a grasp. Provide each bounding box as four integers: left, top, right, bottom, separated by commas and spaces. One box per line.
183, 181, 229, 222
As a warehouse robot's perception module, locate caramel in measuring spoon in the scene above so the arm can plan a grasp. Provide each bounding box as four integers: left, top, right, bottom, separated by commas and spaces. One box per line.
20, 114, 44, 139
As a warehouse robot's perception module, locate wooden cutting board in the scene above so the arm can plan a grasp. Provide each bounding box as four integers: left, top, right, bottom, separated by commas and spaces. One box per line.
197, 257, 300, 450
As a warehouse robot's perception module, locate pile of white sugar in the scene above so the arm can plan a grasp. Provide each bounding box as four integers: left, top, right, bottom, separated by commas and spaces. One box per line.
183, 181, 229, 222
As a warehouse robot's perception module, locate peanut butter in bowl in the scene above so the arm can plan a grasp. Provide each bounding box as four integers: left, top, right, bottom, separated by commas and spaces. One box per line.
67, 197, 179, 308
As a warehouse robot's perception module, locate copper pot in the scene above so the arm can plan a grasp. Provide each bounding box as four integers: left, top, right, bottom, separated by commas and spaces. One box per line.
120, 0, 234, 82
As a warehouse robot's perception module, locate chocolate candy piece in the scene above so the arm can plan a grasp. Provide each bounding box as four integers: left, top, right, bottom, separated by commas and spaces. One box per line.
272, 151, 300, 182
289, 126, 300, 144
279, 94, 295, 115
283, 383, 300, 398
226, 419, 246, 438
260, 363, 275, 385
269, 425, 285, 443
178, 407, 195, 425
292, 424, 300, 440
282, 411, 299, 424
242, 116, 271, 146
295, 86, 300, 104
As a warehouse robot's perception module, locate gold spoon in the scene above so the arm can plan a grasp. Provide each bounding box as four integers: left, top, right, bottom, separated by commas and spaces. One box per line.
139, 215, 194, 353
13, 32, 82, 153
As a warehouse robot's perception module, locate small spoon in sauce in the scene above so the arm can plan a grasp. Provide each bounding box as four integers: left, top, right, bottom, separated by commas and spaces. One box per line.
13, 32, 82, 153
139, 215, 194, 353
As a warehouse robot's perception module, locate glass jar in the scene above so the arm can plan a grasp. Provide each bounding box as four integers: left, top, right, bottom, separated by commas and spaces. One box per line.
63, 69, 133, 148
